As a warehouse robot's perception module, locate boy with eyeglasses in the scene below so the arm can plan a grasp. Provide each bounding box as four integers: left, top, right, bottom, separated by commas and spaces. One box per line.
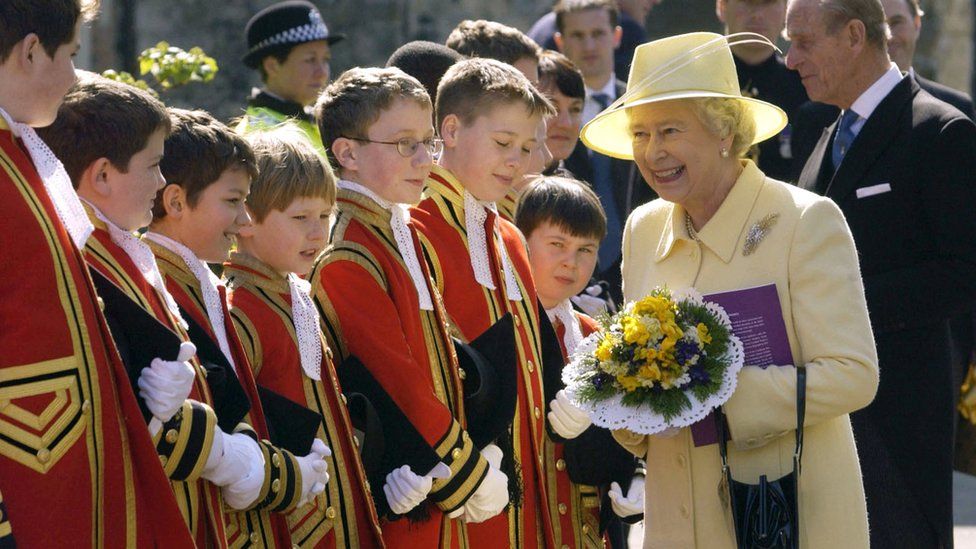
310, 66, 508, 548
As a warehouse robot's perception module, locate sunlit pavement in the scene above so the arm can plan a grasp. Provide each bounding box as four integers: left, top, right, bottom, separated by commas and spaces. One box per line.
625, 471, 976, 548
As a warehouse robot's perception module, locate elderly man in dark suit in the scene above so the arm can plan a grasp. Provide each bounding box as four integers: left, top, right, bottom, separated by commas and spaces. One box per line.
787, 0, 976, 547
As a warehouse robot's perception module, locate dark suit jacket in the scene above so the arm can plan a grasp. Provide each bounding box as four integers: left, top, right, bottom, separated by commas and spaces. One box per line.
797, 76, 976, 547
565, 81, 657, 304
917, 74, 976, 120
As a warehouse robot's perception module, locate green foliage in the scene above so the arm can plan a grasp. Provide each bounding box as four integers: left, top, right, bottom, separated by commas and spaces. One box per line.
101, 42, 218, 95
100, 69, 159, 97
139, 42, 218, 90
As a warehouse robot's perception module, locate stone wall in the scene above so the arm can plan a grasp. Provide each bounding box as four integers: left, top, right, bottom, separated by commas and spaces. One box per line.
77, 0, 971, 122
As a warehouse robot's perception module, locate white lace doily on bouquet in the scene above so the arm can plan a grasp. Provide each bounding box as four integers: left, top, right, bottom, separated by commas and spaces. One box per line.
562, 288, 745, 435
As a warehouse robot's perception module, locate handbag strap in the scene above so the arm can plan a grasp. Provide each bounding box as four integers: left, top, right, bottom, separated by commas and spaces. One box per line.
716, 364, 807, 474
794, 363, 806, 473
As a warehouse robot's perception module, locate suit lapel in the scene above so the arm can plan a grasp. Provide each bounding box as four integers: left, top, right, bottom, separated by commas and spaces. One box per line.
825, 77, 916, 200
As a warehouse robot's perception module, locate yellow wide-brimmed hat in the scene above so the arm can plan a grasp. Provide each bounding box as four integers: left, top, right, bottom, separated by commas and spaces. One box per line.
580, 32, 788, 160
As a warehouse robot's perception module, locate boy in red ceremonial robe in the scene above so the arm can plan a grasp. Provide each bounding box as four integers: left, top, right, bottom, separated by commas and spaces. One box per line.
224, 126, 385, 548
0, 2, 193, 546
145, 108, 331, 548
515, 176, 645, 549
39, 74, 295, 547
410, 58, 558, 549
310, 67, 508, 548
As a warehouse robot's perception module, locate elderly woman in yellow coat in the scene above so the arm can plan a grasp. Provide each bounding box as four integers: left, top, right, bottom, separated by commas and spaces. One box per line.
579, 33, 880, 548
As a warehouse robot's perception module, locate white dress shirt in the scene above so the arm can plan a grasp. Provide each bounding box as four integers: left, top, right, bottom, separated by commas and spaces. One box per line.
845, 63, 905, 137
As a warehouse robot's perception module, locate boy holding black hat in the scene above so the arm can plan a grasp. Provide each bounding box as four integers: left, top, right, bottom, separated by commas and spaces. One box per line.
237, 0, 342, 155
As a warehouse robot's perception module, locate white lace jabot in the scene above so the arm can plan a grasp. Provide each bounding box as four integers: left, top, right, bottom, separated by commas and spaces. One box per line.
463, 191, 522, 302
145, 232, 237, 371
338, 179, 434, 310
546, 300, 583, 355
85, 202, 187, 330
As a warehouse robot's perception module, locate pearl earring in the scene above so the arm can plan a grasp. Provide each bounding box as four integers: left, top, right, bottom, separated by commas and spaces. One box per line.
720, 147, 730, 158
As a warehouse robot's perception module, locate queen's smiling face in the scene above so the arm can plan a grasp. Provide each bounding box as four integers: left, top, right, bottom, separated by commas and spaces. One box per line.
628, 99, 731, 208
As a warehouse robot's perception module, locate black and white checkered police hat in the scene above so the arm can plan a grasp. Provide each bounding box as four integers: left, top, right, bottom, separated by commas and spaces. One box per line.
243, 1, 344, 69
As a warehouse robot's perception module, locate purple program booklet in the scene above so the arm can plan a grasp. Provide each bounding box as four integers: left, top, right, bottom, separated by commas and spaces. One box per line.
690, 283, 795, 446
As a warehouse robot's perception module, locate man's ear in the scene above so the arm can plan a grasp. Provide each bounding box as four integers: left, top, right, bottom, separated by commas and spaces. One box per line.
554, 32, 565, 53
846, 18, 867, 52
440, 114, 461, 148
613, 25, 624, 49
160, 184, 187, 219
331, 138, 358, 171
715, 0, 727, 24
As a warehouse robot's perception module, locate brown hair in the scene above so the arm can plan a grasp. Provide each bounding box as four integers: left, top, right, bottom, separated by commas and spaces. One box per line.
0, 0, 99, 62
436, 58, 556, 130
37, 72, 171, 189
538, 49, 585, 100
445, 19, 541, 65
554, 0, 619, 33
515, 176, 607, 240
315, 66, 431, 171
244, 125, 336, 222
153, 108, 258, 219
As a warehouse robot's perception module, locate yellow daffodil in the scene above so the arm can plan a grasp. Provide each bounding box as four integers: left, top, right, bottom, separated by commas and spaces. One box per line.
697, 322, 712, 345
617, 375, 641, 392
638, 363, 662, 382
623, 316, 650, 346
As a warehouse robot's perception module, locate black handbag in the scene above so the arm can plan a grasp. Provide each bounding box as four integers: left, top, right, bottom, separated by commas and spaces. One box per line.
717, 364, 806, 549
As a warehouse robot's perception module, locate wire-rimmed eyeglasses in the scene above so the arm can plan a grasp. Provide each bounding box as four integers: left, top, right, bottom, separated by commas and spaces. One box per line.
343, 136, 444, 158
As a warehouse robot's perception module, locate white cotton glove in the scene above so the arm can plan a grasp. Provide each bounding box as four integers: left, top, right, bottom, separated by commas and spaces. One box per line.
138, 342, 197, 426
296, 439, 331, 506
383, 462, 450, 515
548, 390, 592, 440
570, 284, 610, 317
198, 432, 260, 488
462, 444, 509, 524
608, 476, 645, 519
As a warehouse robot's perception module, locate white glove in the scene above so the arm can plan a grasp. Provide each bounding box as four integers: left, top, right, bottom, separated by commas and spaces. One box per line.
548, 390, 592, 440
202, 431, 262, 486
462, 444, 509, 523
211, 433, 266, 509
570, 284, 610, 317
608, 476, 644, 518
383, 462, 450, 515
296, 439, 331, 506
138, 342, 197, 424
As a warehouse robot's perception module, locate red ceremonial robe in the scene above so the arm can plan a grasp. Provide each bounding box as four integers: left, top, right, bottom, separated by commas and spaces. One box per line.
411, 165, 554, 549
147, 237, 304, 549
545, 310, 604, 548
82, 206, 229, 546
0, 119, 192, 547
309, 187, 488, 548
224, 252, 385, 548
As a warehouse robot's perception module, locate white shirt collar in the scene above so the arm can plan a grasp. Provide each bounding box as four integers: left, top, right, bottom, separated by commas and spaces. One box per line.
848, 63, 905, 122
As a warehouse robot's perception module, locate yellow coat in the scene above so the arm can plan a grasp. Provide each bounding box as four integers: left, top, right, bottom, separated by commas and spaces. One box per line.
613, 160, 879, 548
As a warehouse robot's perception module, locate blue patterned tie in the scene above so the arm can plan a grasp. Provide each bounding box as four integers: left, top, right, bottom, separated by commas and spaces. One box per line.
831, 109, 859, 170
590, 93, 623, 270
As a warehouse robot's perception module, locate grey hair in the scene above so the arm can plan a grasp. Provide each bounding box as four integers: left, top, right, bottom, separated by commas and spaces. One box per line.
820, 0, 890, 48
689, 98, 756, 159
